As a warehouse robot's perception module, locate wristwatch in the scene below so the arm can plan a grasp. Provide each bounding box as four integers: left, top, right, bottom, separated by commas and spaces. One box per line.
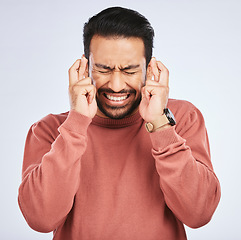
145, 108, 176, 132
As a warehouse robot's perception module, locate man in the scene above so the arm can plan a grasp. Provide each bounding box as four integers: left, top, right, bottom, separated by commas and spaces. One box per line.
18, 7, 221, 240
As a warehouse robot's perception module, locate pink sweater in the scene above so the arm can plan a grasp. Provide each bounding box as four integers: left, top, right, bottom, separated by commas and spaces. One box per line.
18, 99, 221, 240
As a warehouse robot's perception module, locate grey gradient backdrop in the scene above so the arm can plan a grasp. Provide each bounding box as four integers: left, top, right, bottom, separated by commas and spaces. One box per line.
1, 0, 240, 239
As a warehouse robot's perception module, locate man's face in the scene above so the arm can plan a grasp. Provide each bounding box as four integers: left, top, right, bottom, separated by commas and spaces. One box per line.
89, 35, 146, 119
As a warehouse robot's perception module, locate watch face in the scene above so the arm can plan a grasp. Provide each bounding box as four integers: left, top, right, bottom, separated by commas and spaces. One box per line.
164, 108, 176, 126
145, 122, 154, 132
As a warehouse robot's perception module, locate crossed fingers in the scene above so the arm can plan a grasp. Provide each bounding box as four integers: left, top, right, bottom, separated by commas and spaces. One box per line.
146, 57, 169, 87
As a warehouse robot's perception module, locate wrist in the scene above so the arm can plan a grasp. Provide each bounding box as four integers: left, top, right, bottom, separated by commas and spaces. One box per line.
145, 116, 169, 132
145, 108, 176, 133
151, 123, 171, 132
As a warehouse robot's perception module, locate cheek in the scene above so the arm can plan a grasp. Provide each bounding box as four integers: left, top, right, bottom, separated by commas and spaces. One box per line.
127, 76, 145, 92
91, 73, 107, 88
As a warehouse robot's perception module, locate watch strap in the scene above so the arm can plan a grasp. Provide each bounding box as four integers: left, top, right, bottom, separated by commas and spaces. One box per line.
145, 114, 170, 132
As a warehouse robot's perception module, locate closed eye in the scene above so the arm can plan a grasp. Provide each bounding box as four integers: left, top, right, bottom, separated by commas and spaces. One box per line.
98, 70, 111, 74
124, 71, 138, 75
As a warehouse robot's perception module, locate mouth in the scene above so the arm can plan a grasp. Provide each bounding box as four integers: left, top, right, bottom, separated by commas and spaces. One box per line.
102, 93, 132, 106
104, 93, 130, 101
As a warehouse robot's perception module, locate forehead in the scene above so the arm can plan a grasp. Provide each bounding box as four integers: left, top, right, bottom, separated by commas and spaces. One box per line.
89, 35, 145, 66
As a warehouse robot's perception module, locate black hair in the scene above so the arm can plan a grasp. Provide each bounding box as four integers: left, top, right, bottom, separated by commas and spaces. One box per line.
83, 7, 154, 67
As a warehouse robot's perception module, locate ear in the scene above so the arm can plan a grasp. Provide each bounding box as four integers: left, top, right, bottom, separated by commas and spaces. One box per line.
82, 54, 89, 78
146, 61, 153, 82
84, 64, 89, 78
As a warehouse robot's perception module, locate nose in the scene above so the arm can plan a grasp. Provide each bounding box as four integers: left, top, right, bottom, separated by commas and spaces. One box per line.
108, 71, 127, 92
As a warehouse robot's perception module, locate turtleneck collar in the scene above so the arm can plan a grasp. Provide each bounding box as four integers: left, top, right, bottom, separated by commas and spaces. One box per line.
91, 110, 143, 128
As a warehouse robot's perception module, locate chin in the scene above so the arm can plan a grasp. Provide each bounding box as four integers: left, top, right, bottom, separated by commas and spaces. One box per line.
97, 102, 140, 119
98, 105, 133, 119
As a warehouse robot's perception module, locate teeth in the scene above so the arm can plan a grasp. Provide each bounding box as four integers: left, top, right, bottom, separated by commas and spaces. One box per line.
106, 94, 128, 101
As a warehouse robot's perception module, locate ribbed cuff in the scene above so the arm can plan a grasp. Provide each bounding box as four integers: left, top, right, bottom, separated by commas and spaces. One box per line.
150, 126, 184, 151
59, 110, 92, 136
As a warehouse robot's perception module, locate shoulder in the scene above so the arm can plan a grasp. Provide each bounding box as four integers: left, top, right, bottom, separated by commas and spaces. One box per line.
40, 111, 69, 127
30, 111, 69, 140
167, 98, 197, 114
167, 98, 205, 130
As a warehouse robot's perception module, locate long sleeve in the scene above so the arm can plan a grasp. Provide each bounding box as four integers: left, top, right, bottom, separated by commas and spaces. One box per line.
150, 104, 221, 228
18, 110, 92, 233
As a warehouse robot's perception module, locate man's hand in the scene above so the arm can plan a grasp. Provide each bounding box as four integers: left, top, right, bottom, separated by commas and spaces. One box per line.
139, 57, 170, 129
68, 56, 97, 119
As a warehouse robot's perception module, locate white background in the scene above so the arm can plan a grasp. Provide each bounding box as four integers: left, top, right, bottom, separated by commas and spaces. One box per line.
1, 0, 240, 239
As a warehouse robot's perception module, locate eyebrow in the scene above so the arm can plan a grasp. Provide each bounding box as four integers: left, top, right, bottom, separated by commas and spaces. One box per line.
121, 64, 140, 70
94, 63, 140, 71
94, 63, 114, 70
